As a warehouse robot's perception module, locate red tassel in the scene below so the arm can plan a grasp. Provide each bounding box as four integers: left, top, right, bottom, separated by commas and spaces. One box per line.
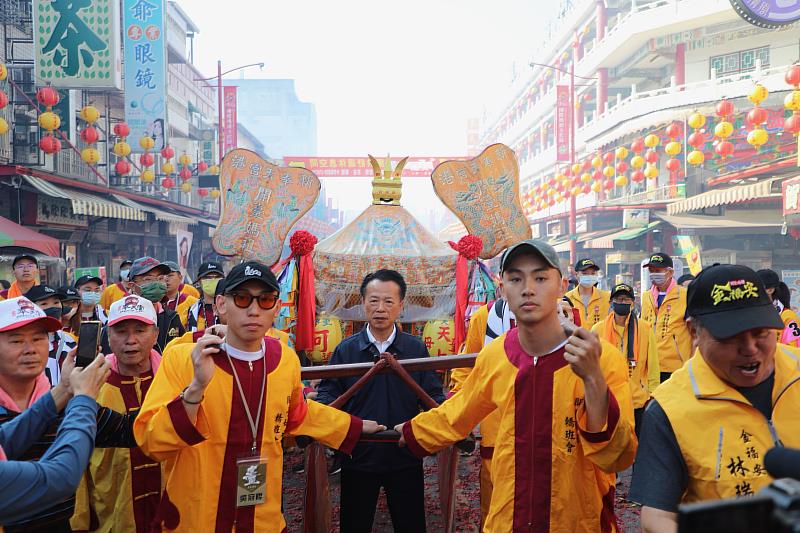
453, 254, 468, 351
295, 253, 316, 351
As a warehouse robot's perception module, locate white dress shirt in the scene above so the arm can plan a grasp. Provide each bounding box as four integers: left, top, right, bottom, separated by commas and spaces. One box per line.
366, 324, 396, 354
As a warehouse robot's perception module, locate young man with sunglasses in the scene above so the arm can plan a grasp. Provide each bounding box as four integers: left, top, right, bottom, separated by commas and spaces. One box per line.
136, 261, 385, 532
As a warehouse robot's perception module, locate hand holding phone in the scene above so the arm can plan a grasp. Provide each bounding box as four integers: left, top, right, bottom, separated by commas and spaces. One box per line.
76, 321, 102, 368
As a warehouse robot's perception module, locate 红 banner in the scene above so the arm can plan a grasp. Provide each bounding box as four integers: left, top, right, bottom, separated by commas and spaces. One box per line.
555, 85, 570, 162
33, 0, 122, 88
123, 0, 167, 150
223, 86, 238, 156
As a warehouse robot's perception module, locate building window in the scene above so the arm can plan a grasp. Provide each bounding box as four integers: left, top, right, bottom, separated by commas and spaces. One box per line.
709, 46, 769, 77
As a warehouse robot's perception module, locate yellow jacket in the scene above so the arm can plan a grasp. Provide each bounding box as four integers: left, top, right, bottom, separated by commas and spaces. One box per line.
72, 357, 163, 532
403, 328, 637, 532
134, 339, 361, 532
565, 286, 611, 329
100, 282, 128, 311
592, 316, 660, 409
654, 344, 800, 503
640, 284, 692, 373
778, 308, 800, 342
179, 283, 199, 300
450, 304, 501, 451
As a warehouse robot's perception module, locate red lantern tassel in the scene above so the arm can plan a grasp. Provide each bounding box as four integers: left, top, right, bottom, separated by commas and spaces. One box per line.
295, 253, 316, 351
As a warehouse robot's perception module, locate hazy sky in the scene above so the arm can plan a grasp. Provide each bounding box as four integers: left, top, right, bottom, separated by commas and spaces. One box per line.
178, 0, 559, 223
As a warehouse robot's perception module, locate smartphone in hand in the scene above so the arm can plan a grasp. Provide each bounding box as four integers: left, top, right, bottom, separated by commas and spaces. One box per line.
76, 321, 102, 367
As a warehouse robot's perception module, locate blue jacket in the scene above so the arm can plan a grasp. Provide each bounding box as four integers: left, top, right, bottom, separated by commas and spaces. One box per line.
317, 327, 445, 472
0, 394, 98, 526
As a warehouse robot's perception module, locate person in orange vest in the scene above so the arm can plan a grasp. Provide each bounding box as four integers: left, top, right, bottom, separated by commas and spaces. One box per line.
565, 258, 610, 328
100, 259, 133, 311
395, 239, 637, 532
1, 254, 40, 299
640, 253, 692, 383
591, 283, 660, 433
630, 264, 800, 532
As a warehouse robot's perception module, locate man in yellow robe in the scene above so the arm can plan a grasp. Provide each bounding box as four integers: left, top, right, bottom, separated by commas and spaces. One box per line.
72, 295, 163, 532
135, 262, 384, 532
396, 240, 637, 532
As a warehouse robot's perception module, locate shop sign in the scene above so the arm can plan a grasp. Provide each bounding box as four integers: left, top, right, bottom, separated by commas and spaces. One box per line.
33, 0, 122, 88
729, 0, 800, 29
223, 86, 238, 156
37, 196, 88, 227
782, 176, 800, 216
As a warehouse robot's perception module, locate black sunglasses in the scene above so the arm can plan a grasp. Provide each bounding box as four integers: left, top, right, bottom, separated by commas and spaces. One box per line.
228, 291, 278, 310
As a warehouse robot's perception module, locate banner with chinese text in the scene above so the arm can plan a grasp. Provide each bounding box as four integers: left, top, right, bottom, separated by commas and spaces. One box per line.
555, 85, 570, 162
123, 0, 167, 150
284, 156, 461, 177
223, 86, 238, 156
34, 0, 122, 88
783, 176, 800, 216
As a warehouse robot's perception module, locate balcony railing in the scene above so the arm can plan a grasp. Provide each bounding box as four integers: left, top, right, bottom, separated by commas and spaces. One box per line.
599, 185, 685, 206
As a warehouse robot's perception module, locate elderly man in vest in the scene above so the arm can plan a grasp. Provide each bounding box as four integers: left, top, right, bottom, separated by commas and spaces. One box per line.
630, 264, 800, 533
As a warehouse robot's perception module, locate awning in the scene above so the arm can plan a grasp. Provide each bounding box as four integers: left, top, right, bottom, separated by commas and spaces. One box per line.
584, 222, 662, 249
111, 194, 194, 224
667, 177, 782, 215
0, 216, 60, 256
657, 209, 782, 231
23, 175, 146, 221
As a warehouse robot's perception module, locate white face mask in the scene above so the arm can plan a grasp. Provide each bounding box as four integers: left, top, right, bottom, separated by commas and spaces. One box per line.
650, 272, 668, 286
579, 275, 598, 287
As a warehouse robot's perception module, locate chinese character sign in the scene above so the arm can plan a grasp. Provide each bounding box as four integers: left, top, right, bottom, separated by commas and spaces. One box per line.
123, 0, 167, 150
783, 176, 800, 216
555, 85, 571, 162
283, 156, 460, 177
431, 144, 531, 259
223, 86, 238, 156
213, 149, 321, 265
34, 0, 122, 88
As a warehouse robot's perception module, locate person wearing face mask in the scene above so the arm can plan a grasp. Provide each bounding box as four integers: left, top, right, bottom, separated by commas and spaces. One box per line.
69, 276, 108, 337
58, 286, 81, 332
101, 257, 184, 354
187, 261, 225, 332
100, 260, 134, 311
565, 258, 610, 328
25, 284, 78, 387
591, 283, 660, 433
161, 261, 199, 329
640, 253, 692, 383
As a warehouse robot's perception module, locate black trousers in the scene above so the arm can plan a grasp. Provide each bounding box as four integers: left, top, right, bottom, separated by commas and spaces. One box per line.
340, 465, 426, 533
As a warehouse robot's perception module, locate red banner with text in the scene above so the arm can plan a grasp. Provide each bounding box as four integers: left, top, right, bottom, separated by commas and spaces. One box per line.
223, 86, 238, 156
555, 85, 570, 162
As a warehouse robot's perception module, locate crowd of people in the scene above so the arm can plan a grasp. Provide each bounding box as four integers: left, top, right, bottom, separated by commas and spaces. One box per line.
0, 241, 797, 533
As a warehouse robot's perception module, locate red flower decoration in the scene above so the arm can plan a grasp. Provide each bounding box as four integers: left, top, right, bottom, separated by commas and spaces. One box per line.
290, 230, 318, 256
449, 235, 483, 260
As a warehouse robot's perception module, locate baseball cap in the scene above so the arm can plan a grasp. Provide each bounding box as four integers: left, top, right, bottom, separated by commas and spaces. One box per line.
611, 283, 635, 299
0, 297, 62, 333
686, 264, 783, 339
575, 258, 599, 272
162, 261, 181, 273
224, 261, 279, 293
58, 286, 80, 302
75, 275, 103, 289
26, 284, 61, 303
500, 239, 562, 275
128, 257, 170, 279
107, 295, 158, 327
120, 259, 133, 267
197, 261, 225, 279
644, 252, 673, 269
755, 269, 780, 289
12, 254, 38, 268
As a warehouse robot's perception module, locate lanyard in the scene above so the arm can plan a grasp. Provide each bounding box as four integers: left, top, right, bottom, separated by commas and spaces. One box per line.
225, 349, 266, 455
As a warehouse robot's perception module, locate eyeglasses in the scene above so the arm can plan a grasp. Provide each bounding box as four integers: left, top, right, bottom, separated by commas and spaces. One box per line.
14, 263, 37, 271
229, 291, 278, 310
136, 275, 167, 283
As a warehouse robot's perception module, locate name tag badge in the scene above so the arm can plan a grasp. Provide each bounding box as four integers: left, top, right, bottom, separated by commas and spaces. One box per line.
236, 456, 267, 507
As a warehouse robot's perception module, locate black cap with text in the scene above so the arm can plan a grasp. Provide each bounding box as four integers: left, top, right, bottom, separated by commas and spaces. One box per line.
644, 252, 673, 269
686, 264, 783, 339
224, 261, 279, 293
